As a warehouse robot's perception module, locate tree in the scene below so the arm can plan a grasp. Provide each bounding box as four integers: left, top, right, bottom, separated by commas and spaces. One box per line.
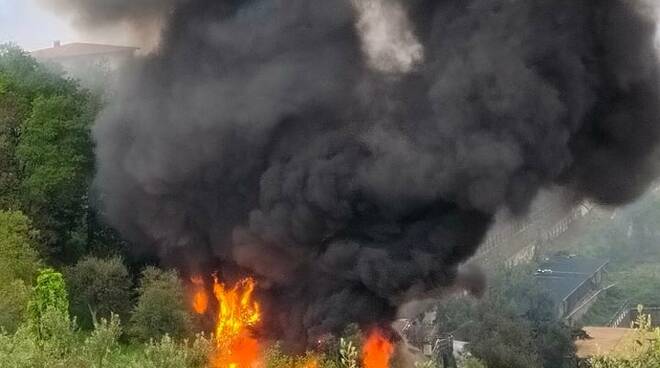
0, 43, 104, 263
129, 267, 191, 342
465, 307, 541, 368
0, 210, 41, 283
435, 265, 575, 368
0, 44, 82, 212
17, 93, 97, 260
0, 210, 41, 332
66, 256, 133, 329
27, 268, 69, 339
0, 279, 31, 333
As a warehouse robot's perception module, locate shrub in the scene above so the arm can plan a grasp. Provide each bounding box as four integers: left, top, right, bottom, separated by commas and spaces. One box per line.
66, 256, 132, 329
27, 268, 69, 339
0, 279, 31, 333
137, 334, 190, 368
82, 313, 122, 367
0, 210, 41, 283
129, 267, 191, 342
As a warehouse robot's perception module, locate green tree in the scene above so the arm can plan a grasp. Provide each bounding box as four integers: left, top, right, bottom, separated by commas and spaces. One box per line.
0, 44, 106, 263
27, 268, 69, 339
436, 265, 574, 368
0, 279, 31, 333
66, 256, 133, 329
0, 210, 41, 282
0, 210, 41, 332
0, 77, 25, 209
129, 267, 191, 342
0, 44, 82, 211
17, 93, 96, 260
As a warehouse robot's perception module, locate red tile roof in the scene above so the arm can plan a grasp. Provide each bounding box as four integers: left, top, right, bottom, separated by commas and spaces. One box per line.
30, 43, 139, 60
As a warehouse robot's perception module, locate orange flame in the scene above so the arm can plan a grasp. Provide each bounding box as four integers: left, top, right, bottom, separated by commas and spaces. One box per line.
362, 329, 394, 368
303, 358, 319, 368
210, 275, 262, 368
191, 276, 209, 314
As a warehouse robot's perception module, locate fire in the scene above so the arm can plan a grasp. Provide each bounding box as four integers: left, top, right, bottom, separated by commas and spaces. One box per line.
302, 358, 319, 368
191, 276, 209, 314
213, 276, 261, 339
191, 274, 262, 368
362, 329, 394, 368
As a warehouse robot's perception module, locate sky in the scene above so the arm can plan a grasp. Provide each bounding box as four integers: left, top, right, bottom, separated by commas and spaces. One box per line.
0, 0, 79, 50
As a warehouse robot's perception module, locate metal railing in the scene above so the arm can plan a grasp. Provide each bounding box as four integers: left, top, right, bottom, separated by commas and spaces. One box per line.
608, 300, 631, 328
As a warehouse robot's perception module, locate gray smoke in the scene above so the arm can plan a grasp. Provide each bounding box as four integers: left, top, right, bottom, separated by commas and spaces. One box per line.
88, 0, 660, 347
36, 0, 176, 27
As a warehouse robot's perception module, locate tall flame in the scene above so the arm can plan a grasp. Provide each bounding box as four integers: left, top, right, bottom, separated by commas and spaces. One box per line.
211, 275, 262, 368
190, 274, 262, 368
362, 329, 394, 368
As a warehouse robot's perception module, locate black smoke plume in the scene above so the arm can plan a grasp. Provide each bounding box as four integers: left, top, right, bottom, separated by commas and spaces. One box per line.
86, 0, 660, 347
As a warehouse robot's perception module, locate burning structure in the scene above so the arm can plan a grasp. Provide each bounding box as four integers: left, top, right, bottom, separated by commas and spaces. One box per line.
41, 0, 660, 357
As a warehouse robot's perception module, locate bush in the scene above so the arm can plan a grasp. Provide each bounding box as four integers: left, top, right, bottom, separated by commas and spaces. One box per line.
66, 256, 133, 329
129, 267, 191, 342
460, 357, 488, 368
139, 334, 191, 368
0, 279, 31, 333
0, 210, 42, 332
0, 210, 41, 283
27, 268, 69, 339
82, 313, 122, 367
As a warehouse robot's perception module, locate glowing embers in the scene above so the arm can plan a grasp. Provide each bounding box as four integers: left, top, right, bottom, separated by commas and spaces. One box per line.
191, 276, 209, 314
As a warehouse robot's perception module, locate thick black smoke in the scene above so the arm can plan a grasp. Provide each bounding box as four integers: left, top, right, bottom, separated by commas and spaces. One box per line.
89, 0, 660, 347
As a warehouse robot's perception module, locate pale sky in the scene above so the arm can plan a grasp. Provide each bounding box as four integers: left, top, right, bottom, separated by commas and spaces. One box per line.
0, 0, 78, 50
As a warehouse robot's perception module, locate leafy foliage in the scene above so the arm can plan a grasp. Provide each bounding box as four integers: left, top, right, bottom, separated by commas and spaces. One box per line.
436, 265, 574, 368
17, 92, 97, 260
0, 305, 212, 368
83, 313, 123, 367
0, 279, 31, 333
458, 357, 487, 368
129, 267, 191, 342
339, 337, 359, 368
66, 256, 133, 329
0, 210, 41, 332
0, 43, 105, 263
0, 210, 41, 282
27, 268, 69, 339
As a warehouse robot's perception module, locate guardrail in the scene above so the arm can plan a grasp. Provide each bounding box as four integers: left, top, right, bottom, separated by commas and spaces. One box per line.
608, 300, 631, 328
